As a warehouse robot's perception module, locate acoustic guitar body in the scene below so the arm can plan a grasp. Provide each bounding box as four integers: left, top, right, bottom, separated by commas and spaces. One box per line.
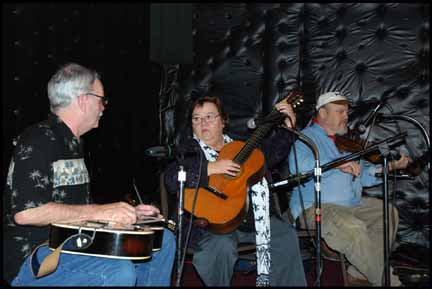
183, 140, 265, 234
49, 221, 155, 260
134, 217, 166, 251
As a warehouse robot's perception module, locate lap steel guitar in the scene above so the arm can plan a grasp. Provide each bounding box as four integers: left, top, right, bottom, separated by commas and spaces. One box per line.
49, 217, 166, 260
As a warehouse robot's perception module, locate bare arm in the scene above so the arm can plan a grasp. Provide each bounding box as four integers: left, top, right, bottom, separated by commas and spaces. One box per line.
14, 201, 138, 226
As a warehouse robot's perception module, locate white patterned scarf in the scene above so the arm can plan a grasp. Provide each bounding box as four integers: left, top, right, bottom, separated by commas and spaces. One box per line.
194, 134, 271, 286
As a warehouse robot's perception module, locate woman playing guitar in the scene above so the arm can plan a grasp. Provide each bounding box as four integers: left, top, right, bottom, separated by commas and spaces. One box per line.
163, 94, 307, 286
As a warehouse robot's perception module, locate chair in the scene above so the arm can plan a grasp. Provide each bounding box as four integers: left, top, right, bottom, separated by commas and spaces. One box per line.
279, 189, 350, 286
293, 216, 349, 286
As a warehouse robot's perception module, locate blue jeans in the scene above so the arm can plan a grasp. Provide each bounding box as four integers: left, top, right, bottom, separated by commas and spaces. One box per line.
11, 229, 175, 286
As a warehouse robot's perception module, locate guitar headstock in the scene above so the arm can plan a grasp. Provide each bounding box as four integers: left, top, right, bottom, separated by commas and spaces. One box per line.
285, 89, 304, 111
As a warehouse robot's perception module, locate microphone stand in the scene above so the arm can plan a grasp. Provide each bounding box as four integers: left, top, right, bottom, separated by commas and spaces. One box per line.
377, 142, 391, 286
175, 165, 186, 287
375, 114, 431, 286
285, 128, 323, 286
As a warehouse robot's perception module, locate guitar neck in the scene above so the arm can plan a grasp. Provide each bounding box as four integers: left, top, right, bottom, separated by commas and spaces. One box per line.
233, 122, 275, 165
232, 90, 303, 165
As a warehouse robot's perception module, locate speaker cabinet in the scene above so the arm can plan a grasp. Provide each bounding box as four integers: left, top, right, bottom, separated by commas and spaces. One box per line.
150, 3, 193, 64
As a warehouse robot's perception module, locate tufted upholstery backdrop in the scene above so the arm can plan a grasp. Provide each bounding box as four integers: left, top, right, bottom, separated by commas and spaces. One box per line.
159, 3, 430, 248
2, 3, 164, 205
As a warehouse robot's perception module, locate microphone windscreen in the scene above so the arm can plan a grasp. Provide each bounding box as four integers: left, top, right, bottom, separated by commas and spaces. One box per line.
145, 146, 169, 157
247, 118, 257, 129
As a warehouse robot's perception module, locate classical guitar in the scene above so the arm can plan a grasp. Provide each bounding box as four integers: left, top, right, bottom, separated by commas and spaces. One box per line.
183, 89, 304, 234
49, 217, 165, 260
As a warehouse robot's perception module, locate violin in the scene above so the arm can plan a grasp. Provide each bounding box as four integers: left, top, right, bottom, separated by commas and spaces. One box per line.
334, 129, 426, 176
334, 129, 382, 164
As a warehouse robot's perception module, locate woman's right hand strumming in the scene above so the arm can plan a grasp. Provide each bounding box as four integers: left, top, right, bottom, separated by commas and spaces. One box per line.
208, 159, 241, 177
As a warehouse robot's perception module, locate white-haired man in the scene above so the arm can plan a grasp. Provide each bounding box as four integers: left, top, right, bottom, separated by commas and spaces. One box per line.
3, 63, 175, 286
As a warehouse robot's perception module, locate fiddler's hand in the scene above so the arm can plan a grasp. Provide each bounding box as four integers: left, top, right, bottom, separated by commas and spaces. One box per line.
275, 100, 296, 128
337, 161, 361, 177
390, 153, 411, 171
208, 159, 241, 177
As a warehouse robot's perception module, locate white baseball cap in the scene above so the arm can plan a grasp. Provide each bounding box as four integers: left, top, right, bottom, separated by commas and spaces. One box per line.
315, 91, 349, 110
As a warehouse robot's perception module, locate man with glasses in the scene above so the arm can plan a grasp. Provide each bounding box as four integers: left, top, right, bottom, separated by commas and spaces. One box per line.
86, 92, 109, 106
164, 96, 307, 286
3, 63, 175, 286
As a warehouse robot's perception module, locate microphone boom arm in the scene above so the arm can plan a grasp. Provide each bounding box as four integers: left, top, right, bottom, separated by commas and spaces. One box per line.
378, 114, 430, 150
271, 131, 408, 188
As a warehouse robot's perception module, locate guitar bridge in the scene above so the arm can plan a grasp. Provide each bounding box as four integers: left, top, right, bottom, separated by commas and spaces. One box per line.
205, 186, 228, 200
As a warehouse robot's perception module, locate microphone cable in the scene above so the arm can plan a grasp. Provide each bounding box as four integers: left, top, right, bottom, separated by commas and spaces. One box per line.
176, 143, 203, 286
291, 136, 323, 285
376, 102, 406, 258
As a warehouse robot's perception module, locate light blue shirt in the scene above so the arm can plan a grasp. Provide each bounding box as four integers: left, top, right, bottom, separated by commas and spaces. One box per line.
288, 123, 382, 221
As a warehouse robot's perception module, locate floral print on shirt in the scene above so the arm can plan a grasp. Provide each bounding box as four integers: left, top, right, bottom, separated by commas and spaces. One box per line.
3, 114, 91, 282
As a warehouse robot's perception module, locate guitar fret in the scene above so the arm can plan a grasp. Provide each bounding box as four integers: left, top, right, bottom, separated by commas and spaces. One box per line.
234, 122, 274, 164
235, 91, 301, 163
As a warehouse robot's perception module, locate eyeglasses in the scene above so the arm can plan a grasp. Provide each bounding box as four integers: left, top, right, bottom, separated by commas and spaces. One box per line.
86, 93, 108, 106
191, 114, 220, 124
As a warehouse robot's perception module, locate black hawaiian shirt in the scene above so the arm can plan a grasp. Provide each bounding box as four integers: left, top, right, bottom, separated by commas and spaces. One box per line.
3, 114, 91, 282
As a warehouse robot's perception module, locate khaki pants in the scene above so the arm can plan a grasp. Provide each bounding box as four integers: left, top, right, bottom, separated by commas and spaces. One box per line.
298, 197, 401, 286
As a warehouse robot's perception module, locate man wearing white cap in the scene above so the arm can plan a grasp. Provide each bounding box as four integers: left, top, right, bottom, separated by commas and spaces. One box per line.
287, 91, 410, 286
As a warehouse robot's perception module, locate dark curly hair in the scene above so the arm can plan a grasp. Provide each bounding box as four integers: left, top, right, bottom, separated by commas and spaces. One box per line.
189, 96, 229, 125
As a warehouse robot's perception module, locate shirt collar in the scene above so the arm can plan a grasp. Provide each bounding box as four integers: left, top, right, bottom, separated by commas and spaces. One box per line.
312, 117, 336, 142
47, 113, 80, 143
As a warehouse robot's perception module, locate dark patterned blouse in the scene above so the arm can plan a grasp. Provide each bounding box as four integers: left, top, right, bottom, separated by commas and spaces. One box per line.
3, 114, 91, 283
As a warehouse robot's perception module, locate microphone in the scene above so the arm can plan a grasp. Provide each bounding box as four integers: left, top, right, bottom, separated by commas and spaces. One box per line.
270, 173, 312, 188
375, 172, 414, 180
247, 111, 285, 129
270, 127, 320, 188
357, 88, 395, 133
357, 101, 384, 133
145, 145, 198, 159
246, 118, 261, 129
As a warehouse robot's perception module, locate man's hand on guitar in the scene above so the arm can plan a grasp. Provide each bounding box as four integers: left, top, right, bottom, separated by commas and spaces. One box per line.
93, 202, 137, 225
135, 204, 162, 220
275, 100, 296, 128
208, 159, 241, 177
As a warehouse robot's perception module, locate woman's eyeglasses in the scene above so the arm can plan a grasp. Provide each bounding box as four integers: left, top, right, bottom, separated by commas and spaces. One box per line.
191, 114, 220, 124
